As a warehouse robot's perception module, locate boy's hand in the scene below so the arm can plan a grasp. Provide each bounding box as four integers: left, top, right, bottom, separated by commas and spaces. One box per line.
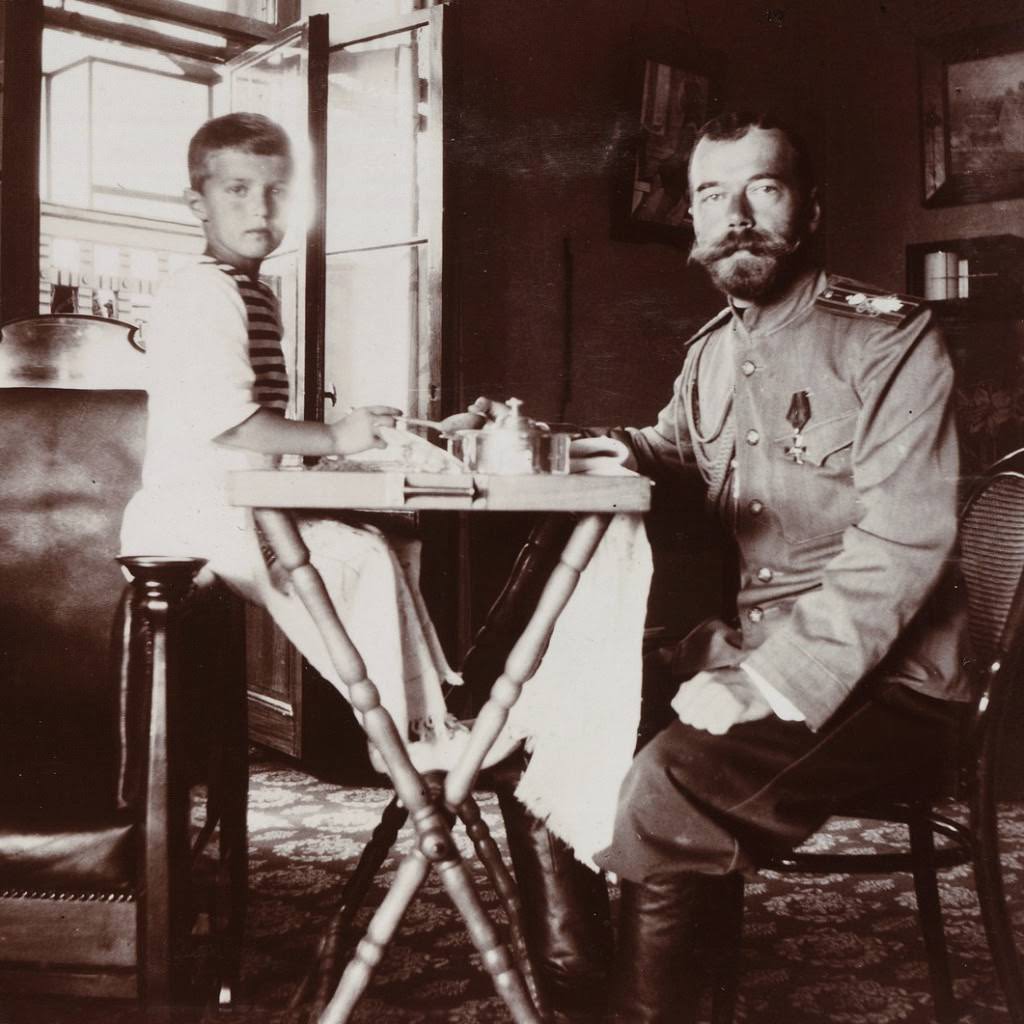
329, 405, 402, 454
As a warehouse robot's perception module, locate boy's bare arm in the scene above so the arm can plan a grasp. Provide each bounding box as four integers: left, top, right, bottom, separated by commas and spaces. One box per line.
216, 405, 401, 456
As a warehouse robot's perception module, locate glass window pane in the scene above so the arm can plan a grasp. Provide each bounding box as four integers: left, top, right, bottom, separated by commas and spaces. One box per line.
93, 244, 120, 276
43, 25, 196, 75
92, 191, 191, 222
53, 1, 229, 46
325, 246, 418, 413
42, 29, 213, 223
50, 238, 81, 273
326, 26, 425, 251
93, 63, 209, 197
136, 0, 279, 24
48, 64, 90, 207
225, 27, 311, 255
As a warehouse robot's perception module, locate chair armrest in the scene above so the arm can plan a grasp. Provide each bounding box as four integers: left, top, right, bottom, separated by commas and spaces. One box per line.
118, 556, 208, 596
115, 557, 209, 1002
115, 558, 247, 805
116, 556, 208, 814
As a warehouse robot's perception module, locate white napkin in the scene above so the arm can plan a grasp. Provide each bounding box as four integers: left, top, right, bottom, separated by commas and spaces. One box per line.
507, 512, 652, 867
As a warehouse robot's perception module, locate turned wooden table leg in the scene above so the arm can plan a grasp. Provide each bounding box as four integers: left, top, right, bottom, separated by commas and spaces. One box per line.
253, 510, 431, 816
284, 796, 409, 1024
457, 795, 550, 1019
253, 510, 541, 1024
320, 848, 432, 1024
445, 514, 611, 808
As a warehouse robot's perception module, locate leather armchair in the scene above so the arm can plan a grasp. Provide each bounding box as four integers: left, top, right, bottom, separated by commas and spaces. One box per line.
0, 316, 248, 1009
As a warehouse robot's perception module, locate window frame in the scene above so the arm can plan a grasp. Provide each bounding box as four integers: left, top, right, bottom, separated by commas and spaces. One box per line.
41, 53, 215, 220
324, 3, 446, 422
1, 0, 293, 319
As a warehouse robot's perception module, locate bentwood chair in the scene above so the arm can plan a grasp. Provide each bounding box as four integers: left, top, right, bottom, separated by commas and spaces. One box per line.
0, 316, 249, 1011
707, 448, 1024, 1024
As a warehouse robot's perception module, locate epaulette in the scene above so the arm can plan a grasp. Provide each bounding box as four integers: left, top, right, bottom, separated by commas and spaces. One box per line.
815, 276, 927, 327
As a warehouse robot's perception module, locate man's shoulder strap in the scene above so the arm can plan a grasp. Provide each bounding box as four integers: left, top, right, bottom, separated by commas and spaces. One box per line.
815, 275, 927, 327
684, 307, 732, 350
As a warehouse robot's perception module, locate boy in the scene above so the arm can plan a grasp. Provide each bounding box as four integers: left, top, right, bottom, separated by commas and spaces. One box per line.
121, 112, 469, 770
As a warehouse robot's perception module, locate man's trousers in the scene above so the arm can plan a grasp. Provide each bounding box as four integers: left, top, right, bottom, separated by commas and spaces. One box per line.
595, 677, 963, 883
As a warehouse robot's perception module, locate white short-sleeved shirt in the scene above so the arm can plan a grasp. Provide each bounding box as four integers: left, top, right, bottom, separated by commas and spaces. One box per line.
120, 261, 275, 580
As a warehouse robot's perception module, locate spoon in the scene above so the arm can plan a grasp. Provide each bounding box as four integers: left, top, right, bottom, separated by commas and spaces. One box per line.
399, 411, 489, 434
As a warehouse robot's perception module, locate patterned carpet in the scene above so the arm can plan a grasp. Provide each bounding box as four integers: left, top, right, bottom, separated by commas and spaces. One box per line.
2, 756, 1021, 1023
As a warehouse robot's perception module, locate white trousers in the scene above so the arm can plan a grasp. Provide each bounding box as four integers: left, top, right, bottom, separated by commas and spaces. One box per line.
212, 513, 460, 745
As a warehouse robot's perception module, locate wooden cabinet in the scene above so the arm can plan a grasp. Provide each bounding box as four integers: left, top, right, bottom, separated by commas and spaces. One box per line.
245, 604, 304, 757
245, 603, 378, 779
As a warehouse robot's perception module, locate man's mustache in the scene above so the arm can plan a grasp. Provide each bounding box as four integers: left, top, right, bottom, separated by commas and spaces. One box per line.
690, 228, 800, 265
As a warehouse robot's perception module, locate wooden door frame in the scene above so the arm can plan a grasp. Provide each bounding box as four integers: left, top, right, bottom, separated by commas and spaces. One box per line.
1, 0, 43, 322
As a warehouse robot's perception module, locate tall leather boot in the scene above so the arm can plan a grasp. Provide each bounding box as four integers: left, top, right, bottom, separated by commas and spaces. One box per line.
609, 873, 713, 1024
495, 787, 613, 1017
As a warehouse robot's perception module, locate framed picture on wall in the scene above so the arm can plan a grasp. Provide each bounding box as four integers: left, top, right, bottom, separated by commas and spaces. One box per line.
919, 20, 1024, 206
611, 30, 722, 247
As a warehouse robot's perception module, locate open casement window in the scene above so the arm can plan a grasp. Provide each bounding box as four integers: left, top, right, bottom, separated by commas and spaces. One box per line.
0, 1, 300, 322
219, 14, 329, 423
321, 5, 446, 423
220, 3, 445, 425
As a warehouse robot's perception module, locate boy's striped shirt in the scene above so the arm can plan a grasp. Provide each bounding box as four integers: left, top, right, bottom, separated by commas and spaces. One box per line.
207, 258, 289, 412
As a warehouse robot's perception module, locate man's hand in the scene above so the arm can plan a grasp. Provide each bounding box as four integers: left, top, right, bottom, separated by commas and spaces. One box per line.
329, 405, 402, 454
671, 667, 772, 735
569, 435, 636, 473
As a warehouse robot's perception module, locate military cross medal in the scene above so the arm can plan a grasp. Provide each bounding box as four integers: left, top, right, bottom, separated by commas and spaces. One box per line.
785, 390, 811, 465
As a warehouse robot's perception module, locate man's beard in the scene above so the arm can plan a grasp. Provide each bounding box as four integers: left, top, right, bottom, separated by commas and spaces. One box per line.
689, 227, 805, 303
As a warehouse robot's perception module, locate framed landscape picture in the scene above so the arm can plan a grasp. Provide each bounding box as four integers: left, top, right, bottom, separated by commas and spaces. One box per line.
919, 20, 1024, 206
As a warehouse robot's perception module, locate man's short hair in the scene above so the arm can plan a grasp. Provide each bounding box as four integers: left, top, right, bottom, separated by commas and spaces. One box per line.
187, 112, 293, 191
689, 111, 815, 198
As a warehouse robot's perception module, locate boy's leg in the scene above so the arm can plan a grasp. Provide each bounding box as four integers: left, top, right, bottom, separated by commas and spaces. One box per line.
244, 517, 521, 771
247, 518, 446, 736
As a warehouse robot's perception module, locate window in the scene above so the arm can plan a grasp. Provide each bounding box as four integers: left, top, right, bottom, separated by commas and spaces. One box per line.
41, 1, 232, 56
43, 0, 283, 37
141, 0, 281, 21
323, 8, 444, 419
42, 31, 214, 223
2, 0, 293, 320
36, 24, 218, 318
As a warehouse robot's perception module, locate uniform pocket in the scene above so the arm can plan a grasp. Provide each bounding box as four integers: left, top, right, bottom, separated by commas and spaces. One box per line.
772, 410, 859, 544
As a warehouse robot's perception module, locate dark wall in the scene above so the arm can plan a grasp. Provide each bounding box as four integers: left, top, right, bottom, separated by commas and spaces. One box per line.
446, 0, 830, 429
823, 0, 1024, 283
445, 0, 1024, 428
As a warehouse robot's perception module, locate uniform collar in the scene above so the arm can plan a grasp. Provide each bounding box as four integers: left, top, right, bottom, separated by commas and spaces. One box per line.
727, 267, 827, 337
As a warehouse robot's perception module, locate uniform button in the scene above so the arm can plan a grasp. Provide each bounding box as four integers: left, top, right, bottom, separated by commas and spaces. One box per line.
747, 607, 765, 623
741, 359, 756, 376
730, 458, 738, 470
749, 499, 764, 516
756, 567, 773, 583
745, 429, 760, 446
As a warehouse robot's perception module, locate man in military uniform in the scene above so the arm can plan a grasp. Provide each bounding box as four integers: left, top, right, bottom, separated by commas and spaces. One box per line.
592, 111, 970, 1022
